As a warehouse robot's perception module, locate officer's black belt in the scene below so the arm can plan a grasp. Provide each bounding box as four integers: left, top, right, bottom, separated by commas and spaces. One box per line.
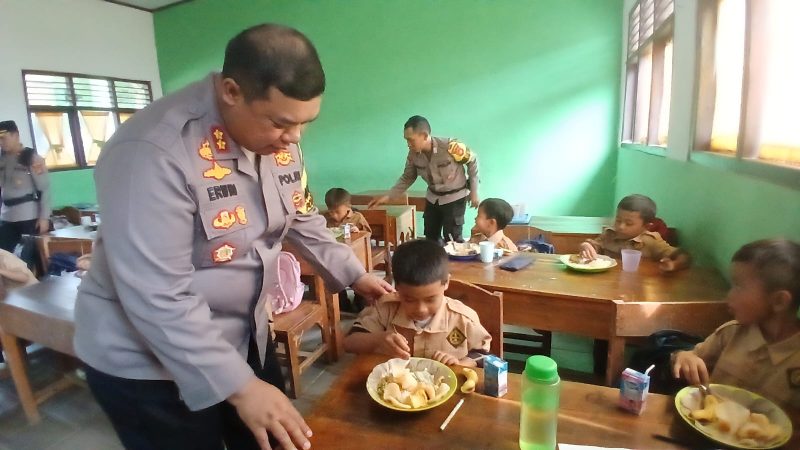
3, 193, 39, 207
428, 185, 467, 196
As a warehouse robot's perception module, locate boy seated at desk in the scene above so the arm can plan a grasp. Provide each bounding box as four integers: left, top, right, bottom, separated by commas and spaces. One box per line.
468, 198, 518, 252
579, 194, 690, 272
323, 187, 371, 233
344, 239, 491, 367
672, 238, 800, 411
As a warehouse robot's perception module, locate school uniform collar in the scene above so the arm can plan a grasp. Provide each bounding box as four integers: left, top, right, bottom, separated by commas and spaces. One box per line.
602, 226, 646, 243
487, 230, 507, 245
745, 324, 800, 365
390, 295, 450, 333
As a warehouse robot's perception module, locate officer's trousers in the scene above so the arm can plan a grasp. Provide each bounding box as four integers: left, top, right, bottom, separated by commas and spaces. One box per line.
423, 196, 467, 244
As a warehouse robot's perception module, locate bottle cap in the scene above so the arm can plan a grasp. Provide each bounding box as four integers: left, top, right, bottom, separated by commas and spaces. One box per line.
524, 355, 559, 383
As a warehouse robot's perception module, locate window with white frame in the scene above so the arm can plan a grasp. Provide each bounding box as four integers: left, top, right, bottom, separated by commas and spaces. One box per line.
621, 0, 675, 146
23, 71, 152, 170
696, 0, 800, 168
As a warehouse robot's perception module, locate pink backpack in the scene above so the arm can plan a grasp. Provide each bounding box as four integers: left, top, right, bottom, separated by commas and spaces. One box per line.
270, 252, 305, 315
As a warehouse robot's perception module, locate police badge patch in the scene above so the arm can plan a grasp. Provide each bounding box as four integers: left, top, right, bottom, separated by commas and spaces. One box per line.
446, 327, 466, 348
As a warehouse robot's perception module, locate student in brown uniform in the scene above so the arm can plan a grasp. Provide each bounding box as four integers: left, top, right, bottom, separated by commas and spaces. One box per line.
672, 239, 800, 411
579, 194, 689, 272
344, 239, 491, 367
323, 187, 371, 233
468, 198, 518, 252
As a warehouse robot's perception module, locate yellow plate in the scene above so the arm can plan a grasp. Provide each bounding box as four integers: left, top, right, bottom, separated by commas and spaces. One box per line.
674, 384, 792, 449
559, 254, 617, 273
366, 357, 457, 412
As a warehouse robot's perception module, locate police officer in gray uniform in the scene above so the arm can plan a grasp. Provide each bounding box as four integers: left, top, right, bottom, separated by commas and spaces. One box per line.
74, 24, 393, 450
0, 120, 51, 252
369, 115, 479, 243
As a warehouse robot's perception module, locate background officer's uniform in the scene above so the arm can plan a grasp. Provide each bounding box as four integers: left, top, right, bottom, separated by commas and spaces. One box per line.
350, 293, 491, 360
74, 73, 366, 449
387, 137, 479, 243
0, 146, 51, 252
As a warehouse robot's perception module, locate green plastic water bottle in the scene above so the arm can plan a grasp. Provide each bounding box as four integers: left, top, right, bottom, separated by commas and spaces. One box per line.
519, 355, 560, 450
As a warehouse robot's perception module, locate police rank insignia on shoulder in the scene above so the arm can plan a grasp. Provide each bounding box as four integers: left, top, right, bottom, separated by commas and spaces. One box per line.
211, 244, 235, 263
446, 327, 466, 348
788, 368, 800, 388
211, 126, 228, 153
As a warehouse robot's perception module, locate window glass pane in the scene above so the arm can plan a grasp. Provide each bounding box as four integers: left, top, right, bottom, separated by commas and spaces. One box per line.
79, 111, 116, 166
119, 112, 135, 123
73, 77, 113, 108
709, 0, 745, 153
30, 111, 77, 168
757, 0, 800, 166
633, 45, 653, 144
25, 73, 72, 107
114, 81, 151, 110
657, 40, 673, 146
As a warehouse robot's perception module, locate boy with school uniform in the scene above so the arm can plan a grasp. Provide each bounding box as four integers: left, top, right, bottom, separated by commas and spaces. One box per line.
672, 239, 800, 410
344, 239, 491, 367
580, 194, 690, 272
468, 198, 518, 252
323, 187, 371, 233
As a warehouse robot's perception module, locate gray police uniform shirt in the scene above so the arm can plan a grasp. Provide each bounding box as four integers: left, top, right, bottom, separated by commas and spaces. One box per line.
387, 136, 479, 205
0, 150, 51, 222
74, 73, 366, 410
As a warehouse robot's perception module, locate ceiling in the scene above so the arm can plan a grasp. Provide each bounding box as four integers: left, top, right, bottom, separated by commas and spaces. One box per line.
104, 0, 192, 13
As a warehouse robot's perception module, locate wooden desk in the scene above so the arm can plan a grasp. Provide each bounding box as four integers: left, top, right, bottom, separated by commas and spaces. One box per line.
351, 189, 428, 212
284, 231, 372, 360
448, 254, 730, 385
505, 216, 612, 254
49, 225, 97, 240
353, 204, 416, 246
0, 275, 81, 423
304, 354, 735, 449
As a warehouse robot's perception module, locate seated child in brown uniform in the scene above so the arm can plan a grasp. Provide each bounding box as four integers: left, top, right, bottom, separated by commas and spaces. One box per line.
323, 187, 371, 233
672, 239, 800, 410
579, 194, 689, 272
344, 239, 491, 367
468, 198, 518, 252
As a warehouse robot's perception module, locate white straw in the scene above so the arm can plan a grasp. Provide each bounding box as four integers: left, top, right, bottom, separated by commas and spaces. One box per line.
440, 398, 465, 431
644, 364, 655, 376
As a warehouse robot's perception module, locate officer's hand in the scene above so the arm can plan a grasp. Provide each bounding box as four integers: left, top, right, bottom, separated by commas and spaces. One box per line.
469, 192, 479, 208
228, 377, 312, 450
672, 351, 710, 387
36, 219, 50, 234
379, 331, 410, 359
351, 273, 395, 305
578, 242, 597, 261
367, 195, 388, 209
432, 351, 459, 366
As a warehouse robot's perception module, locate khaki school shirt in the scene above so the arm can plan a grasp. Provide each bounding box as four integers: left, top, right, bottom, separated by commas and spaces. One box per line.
351, 294, 491, 360
586, 227, 677, 260
0, 249, 37, 291
469, 228, 518, 252
689, 320, 800, 410
324, 209, 372, 233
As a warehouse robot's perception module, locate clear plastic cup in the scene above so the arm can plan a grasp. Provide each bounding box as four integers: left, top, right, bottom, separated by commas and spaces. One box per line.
621, 249, 642, 272
479, 241, 495, 263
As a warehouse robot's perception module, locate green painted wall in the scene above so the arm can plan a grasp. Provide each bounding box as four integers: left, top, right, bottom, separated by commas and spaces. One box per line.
50, 169, 97, 208
154, 0, 623, 222
615, 148, 800, 274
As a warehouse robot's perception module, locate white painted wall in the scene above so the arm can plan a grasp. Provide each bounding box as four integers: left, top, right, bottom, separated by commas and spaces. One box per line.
0, 0, 162, 146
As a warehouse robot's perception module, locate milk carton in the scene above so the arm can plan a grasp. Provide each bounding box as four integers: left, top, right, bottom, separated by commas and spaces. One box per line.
619, 367, 650, 415
484, 355, 508, 398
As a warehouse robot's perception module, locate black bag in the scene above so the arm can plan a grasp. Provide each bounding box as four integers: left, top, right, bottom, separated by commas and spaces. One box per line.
15, 234, 41, 274
48, 252, 79, 276
630, 330, 704, 395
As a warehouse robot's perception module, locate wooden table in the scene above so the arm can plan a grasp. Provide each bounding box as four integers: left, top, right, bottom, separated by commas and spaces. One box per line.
0, 275, 81, 424
350, 189, 428, 212
448, 254, 730, 385
304, 354, 746, 449
505, 216, 612, 254
352, 204, 416, 246
49, 225, 97, 240
284, 231, 372, 360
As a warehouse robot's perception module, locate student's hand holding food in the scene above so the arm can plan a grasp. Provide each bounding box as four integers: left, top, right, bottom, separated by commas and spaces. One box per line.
672, 350, 710, 386
379, 330, 411, 359
659, 257, 677, 272
349, 225, 360, 232
432, 350, 459, 366
579, 242, 598, 261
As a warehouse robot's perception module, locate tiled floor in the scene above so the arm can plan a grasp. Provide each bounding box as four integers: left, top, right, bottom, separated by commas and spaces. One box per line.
0, 316, 600, 449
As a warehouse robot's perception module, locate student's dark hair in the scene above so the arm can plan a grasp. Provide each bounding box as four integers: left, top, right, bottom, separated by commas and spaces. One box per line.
732, 239, 800, 307
392, 239, 449, 286
222, 23, 325, 101
617, 194, 657, 223
479, 198, 515, 230
403, 115, 431, 134
324, 187, 350, 209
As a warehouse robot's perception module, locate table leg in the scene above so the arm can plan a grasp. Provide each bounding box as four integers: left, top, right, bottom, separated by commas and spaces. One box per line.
605, 337, 626, 386
0, 331, 40, 424
324, 287, 343, 361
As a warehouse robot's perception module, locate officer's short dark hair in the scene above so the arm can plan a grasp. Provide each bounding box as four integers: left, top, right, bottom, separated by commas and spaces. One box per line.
324, 187, 351, 209
392, 239, 449, 286
222, 23, 325, 102
404, 115, 431, 134
0, 121, 19, 135
733, 239, 800, 308
617, 194, 657, 223
479, 198, 515, 230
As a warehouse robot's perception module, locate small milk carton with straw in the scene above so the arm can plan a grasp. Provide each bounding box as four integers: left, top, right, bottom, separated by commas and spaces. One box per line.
618, 364, 654, 415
